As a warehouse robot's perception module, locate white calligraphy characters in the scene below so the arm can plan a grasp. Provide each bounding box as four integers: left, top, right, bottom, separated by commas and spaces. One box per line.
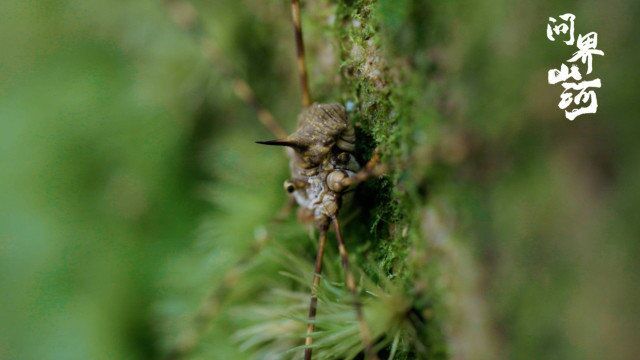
546, 14, 604, 121
547, 13, 575, 45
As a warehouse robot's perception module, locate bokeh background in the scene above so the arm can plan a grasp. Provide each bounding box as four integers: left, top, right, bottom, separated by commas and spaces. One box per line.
1, 0, 638, 359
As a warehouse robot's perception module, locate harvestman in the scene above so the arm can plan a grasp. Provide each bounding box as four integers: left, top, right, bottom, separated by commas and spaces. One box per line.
254, 2, 384, 359
165, 1, 385, 359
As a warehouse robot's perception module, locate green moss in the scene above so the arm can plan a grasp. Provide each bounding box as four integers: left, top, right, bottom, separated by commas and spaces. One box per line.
332, 1, 450, 358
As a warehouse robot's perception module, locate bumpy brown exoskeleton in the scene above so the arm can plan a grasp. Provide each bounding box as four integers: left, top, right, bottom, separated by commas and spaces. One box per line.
257, 103, 358, 228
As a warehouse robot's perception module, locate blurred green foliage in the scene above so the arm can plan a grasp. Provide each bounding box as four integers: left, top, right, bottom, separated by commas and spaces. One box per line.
0, 1, 208, 358
1, 0, 639, 359
436, 1, 640, 359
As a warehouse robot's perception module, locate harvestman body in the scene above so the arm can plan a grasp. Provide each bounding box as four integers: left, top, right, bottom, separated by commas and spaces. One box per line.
258, 103, 358, 227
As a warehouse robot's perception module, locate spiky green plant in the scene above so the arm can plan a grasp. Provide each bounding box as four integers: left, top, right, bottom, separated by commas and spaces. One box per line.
231, 246, 438, 360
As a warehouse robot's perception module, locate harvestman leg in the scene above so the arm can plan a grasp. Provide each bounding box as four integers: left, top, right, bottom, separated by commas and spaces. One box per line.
341, 150, 386, 189
289, 1, 379, 358
304, 226, 328, 360
166, 0, 289, 140
287, 1, 330, 357
333, 218, 379, 360
290, 0, 311, 108
337, 151, 386, 360
163, 2, 291, 359
304, 219, 380, 360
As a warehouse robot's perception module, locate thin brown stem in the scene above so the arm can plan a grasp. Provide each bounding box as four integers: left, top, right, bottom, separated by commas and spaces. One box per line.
166, 0, 289, 139
332, 218, 378, 360
232, 80, 289, 139
304, 227, 328, 360
290, 0, 311, 107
